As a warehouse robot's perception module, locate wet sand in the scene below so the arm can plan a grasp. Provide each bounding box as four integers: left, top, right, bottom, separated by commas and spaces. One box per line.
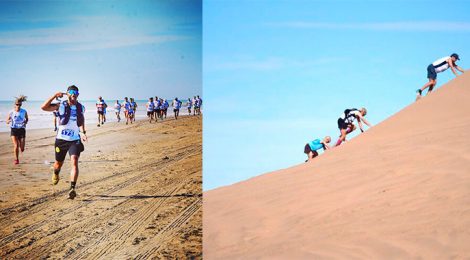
0, 115, 202, 259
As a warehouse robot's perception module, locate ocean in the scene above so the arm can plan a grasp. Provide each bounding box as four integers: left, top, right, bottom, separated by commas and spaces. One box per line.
0, 99, 196, 133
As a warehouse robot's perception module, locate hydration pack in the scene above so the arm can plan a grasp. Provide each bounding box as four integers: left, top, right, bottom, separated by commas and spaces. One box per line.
344, 108, 358, 117
59, 100, 84, 126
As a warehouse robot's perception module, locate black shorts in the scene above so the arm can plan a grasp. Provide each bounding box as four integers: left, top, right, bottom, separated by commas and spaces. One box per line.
174, 109, 179, 113
304, 144, 319, 156
427, 64, 437, 80
147, 111, 153, 116
337, 118, 351, 130
11, 128, 26, 138
55, 139, 84, 162
97, 111, 104, 115
155, 109, 161, 113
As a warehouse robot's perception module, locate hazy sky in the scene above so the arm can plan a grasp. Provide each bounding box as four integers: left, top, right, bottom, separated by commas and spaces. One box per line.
203, 0, 470, 190
0, 0, 202, 101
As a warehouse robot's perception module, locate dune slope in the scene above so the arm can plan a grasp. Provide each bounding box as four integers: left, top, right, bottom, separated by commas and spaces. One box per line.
204, 73, 470, 259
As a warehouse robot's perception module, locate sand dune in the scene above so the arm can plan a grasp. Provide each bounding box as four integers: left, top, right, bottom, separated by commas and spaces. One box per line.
204, 73, 470, 259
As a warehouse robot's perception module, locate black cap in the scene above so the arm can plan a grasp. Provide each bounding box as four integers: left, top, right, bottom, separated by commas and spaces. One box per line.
451, 53, 460, 60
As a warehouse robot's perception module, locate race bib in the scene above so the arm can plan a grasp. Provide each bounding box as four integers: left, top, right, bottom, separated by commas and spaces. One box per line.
61, 129, 75, 137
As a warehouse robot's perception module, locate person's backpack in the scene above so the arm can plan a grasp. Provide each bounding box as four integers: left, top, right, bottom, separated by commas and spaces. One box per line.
343, 108, 359, 123
59, 100, 84, 126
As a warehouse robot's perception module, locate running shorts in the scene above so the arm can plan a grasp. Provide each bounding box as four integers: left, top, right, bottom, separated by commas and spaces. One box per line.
427, 64, 437, 80
11, 128, 26, 138
55, 139, 84, 162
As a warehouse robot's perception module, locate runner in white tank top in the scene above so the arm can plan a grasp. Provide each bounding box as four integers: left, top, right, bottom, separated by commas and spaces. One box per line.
6, 95, 29, 165
416, 53, 464, 99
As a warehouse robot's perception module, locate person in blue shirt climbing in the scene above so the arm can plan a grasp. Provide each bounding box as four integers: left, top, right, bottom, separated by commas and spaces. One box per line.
304, 136, 331, 162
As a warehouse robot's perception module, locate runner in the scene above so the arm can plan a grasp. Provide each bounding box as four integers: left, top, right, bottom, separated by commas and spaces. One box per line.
6, 95, 28, 165
158, 98, 165, 120
131, 98, 137, 122
146, 97, 155, 123
114, 100, 121, 122
41, 85, 87, 199
127, 98, 135, 124
173, 97, 181, 120
163, 99, 169, 119
304, 136, 331, 162
196, 95, 202, 115
193, 96, 198, 116
153, 96, 160, 122
123, 97, 130, 123
53, 110, 59, 132
335, 108, 372, 147
187, 97, 192, 115
103, 99, 108, 123
52, 97, 60, 131
96, 96, 106, 127
417, 53, 465, 99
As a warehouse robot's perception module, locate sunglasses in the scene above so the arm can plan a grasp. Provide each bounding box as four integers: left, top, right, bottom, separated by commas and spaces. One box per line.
15, 104, 21, 106
68, 90, 79, 95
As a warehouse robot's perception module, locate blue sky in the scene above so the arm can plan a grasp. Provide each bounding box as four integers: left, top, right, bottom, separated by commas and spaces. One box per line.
0, 0, 201, 101
203, 0, 470, 190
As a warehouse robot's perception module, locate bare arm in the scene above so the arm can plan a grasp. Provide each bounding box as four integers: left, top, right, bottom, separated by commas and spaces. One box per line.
456, 65, 465, 73
41, 92, 63, 111
6, 113, 11, 125
24, 111, 28, 125
358, 115, 372, 128
448, 59, 459, 76
80, 106, 87, 142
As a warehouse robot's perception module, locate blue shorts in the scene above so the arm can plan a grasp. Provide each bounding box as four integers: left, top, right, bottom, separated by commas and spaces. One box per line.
427, 64, 437, 80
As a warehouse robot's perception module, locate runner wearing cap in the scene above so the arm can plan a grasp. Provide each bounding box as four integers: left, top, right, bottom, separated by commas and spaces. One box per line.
41, 85, 87, 199
417, 53, 465, 99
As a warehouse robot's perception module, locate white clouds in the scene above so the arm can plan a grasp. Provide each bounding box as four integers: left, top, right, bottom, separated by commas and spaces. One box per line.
269, 21, 470, 32
0, 15, 192, 51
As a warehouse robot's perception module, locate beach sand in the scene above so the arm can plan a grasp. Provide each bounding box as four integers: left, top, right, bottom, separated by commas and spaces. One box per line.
204, 72, 470, 259
0, 115, 202, 259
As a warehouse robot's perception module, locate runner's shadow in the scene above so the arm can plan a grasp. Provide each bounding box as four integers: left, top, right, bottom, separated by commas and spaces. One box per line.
79, 160, 123, 163
83, 193, 201, 201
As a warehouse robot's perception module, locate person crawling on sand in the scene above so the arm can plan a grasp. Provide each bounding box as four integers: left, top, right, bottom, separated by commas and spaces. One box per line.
417, 53, 465, 98
335, 108, 371, 147
41, 85, 87, 200
304, 136, 331, 162
6, 95, 29, 165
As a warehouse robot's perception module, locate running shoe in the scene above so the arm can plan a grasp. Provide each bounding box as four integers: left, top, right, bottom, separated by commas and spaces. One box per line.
14, 159, 19, 165
416, 89, 422, 96
52, 168, 59, 185
68, 188, 76, 200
